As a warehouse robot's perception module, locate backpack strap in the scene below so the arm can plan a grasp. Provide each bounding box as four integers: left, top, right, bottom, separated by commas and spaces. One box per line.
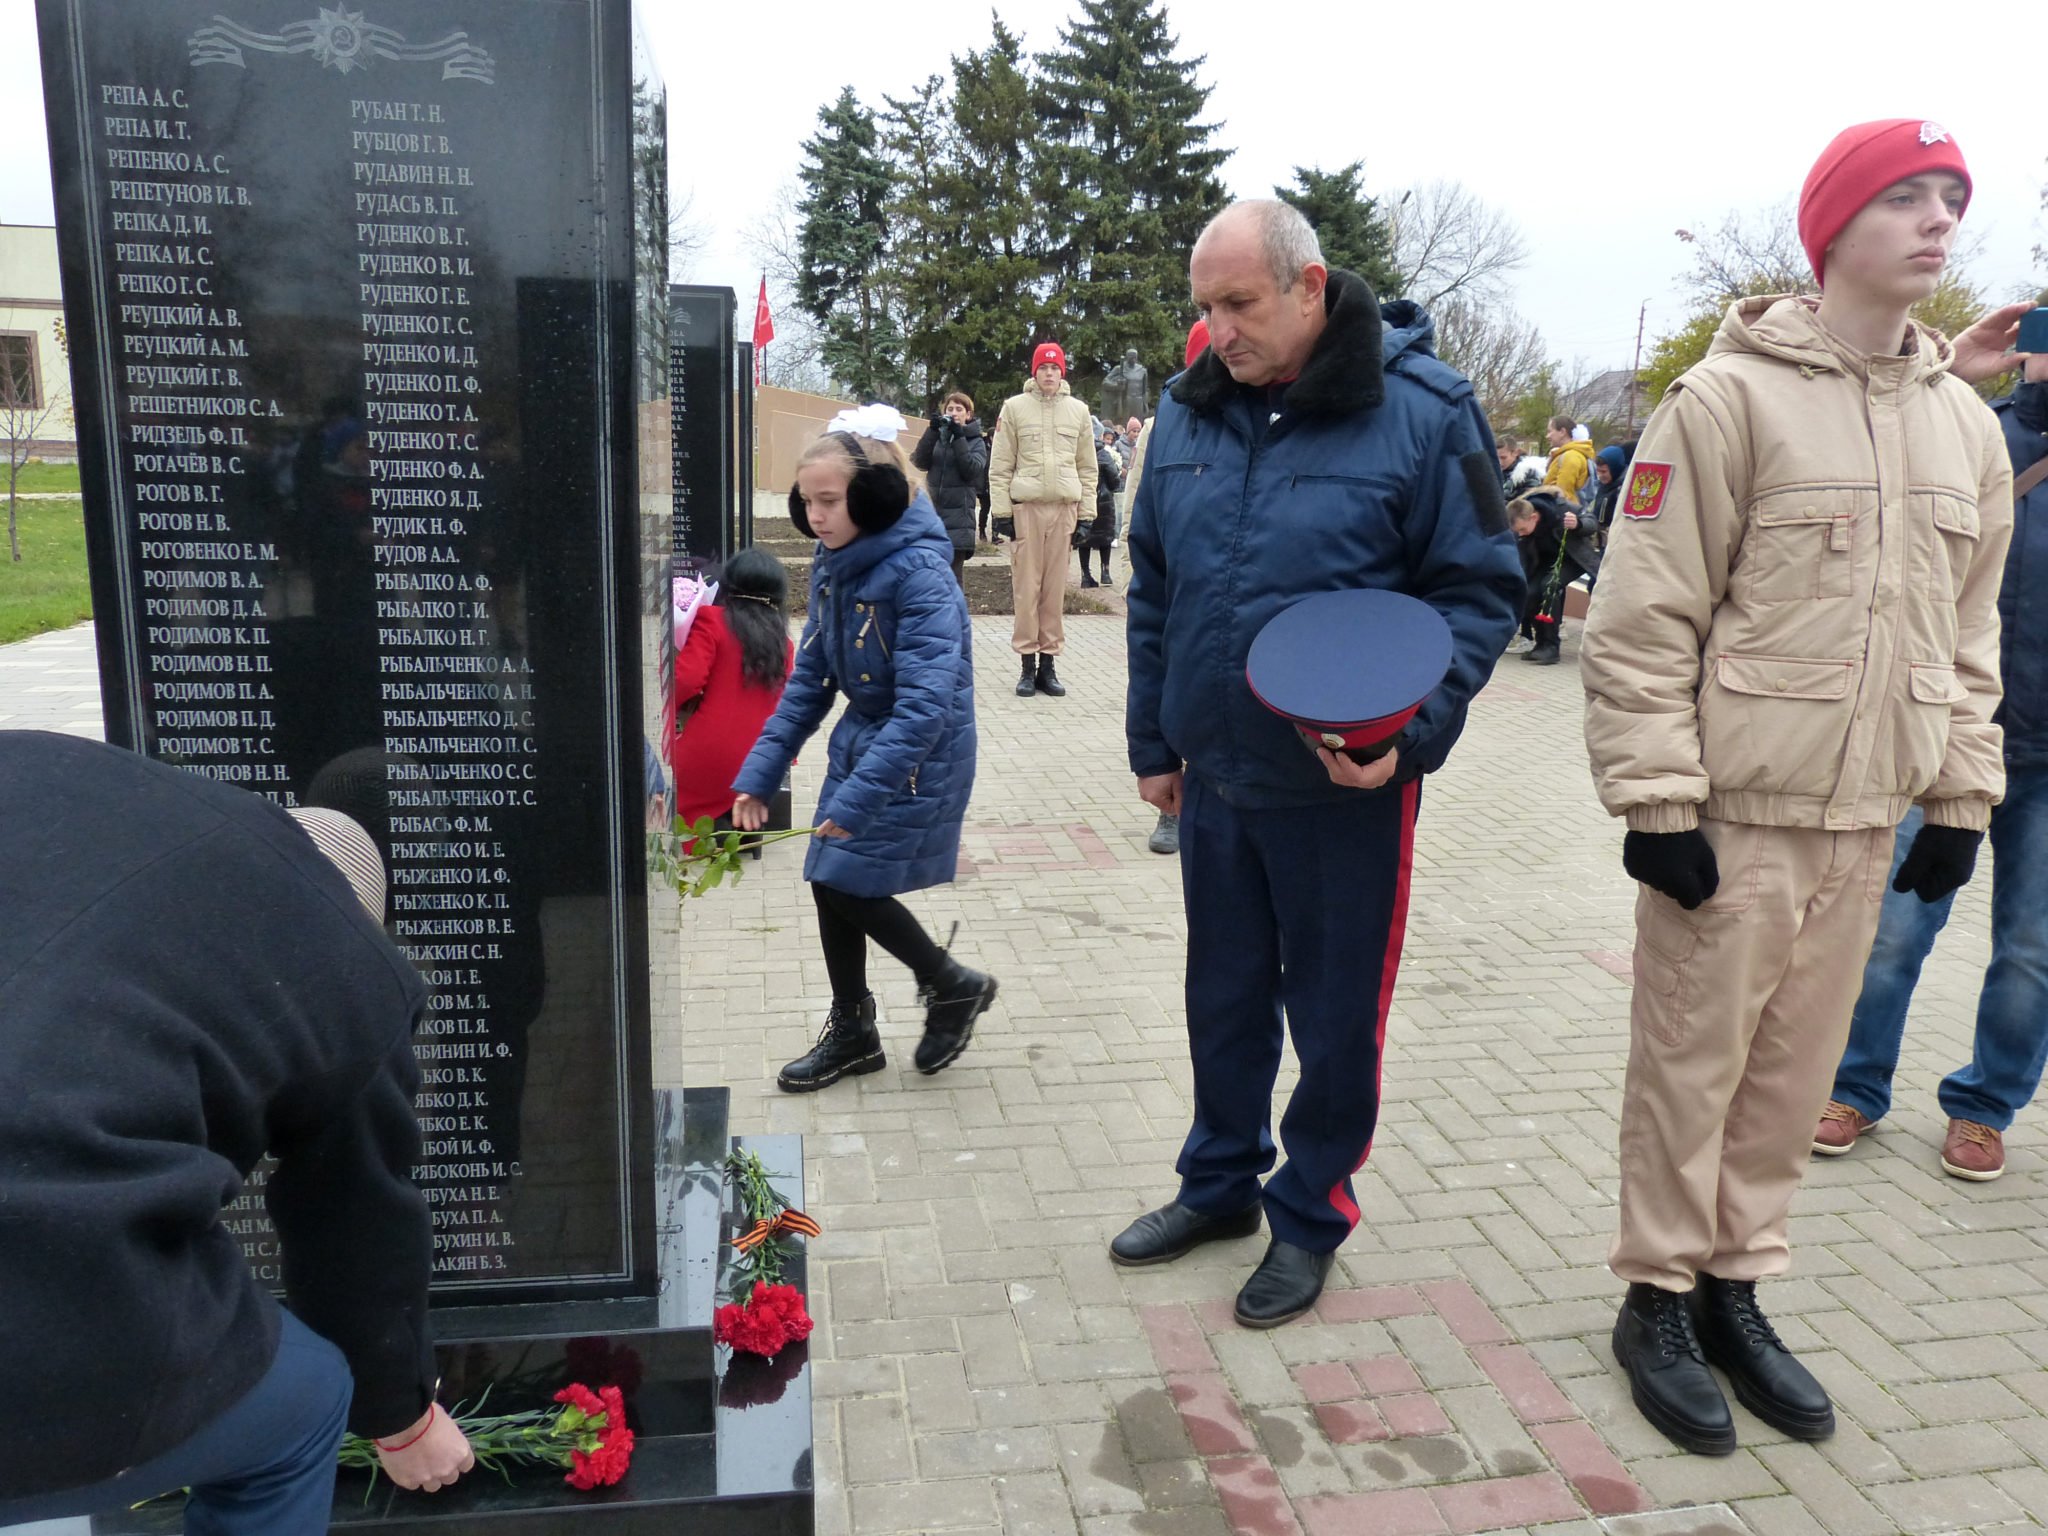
2013, 454, 2048, 503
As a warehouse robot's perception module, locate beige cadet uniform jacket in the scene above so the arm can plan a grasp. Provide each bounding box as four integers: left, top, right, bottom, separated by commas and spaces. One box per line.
1583, 295, 2012, 835
989, 380, 1097, 521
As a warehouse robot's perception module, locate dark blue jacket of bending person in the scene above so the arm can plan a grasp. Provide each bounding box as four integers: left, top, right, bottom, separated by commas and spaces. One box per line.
1992, 379, 2048, 768
734, 491, 976, 896
1124, 269, 1526, 807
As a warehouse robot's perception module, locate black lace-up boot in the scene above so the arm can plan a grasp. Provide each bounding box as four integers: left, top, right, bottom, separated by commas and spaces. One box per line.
1691, 1273, 1835, 1439
913, 925, 997, 1075
777, 994, 884, 1092
1034, 654, 1066, 696
1017, 655, 1038, 697
1612, 1283, 1736, 1455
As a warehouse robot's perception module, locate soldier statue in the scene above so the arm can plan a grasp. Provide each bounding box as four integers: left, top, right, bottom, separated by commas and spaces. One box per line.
1102, 348, 1150, 423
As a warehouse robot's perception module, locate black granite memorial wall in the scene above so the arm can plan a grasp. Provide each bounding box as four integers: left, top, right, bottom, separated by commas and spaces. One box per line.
668, 282, 735, 565
37, 0, 670, 1308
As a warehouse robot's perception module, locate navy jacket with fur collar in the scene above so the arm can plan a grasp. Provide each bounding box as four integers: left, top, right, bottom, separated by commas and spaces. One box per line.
1124, 269, 1525, 806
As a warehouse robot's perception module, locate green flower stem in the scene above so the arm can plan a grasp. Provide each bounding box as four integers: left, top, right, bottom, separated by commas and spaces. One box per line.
723, 1148, 801, 1292
647, 817, 818, 899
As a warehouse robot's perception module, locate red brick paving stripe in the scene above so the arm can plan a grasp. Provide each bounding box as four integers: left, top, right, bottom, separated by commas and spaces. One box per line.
1194, 1297, 1241, 1331
1297, 1487, 1448, 1536
1311, 1399, 1390, 1445
1207, 1454, 1306, 1536
1067, 822, 1121, 870
1469, 1342, 1578, 1423
1313, 1285, 1431, 1323
1350, 1354, 1424, 1396
1418, 1280, 1512, 1345
1429, 1471, 1582, 1534
1379, 1393, 1455, 1438
1290, 1361, 1359, 1404
1532, 1420, 1649, 1515
1582, 947, 1634, 980
1139, 1303, 1221, 1375
1168, 1371, 1259, 1456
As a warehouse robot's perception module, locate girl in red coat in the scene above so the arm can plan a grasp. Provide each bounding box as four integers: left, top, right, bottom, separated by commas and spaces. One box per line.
672, 548, 794, 837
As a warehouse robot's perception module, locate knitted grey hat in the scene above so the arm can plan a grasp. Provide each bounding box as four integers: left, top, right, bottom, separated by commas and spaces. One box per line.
287, 806, 386, 921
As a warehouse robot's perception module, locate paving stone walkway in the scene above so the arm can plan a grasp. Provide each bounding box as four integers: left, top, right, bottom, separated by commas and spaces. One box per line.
7, 614, 2043, 1536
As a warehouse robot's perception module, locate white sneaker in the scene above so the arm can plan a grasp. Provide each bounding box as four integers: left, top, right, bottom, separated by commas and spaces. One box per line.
1506, 635, 1535, 655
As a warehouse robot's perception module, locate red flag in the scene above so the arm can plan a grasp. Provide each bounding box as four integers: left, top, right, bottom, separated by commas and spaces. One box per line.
752, 277, 774, 385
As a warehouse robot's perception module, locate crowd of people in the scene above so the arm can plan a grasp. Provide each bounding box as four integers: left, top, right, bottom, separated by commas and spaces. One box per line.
7, 115, 2048, 1531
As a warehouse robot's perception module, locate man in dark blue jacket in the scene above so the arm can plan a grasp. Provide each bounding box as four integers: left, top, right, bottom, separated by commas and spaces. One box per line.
1814, 348, 2048, 1180
1111, 201, 1524, 1325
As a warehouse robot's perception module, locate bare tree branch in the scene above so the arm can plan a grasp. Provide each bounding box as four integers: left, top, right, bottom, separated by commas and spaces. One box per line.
668, 186, 709, 282
1431, 297, 1546, 428
741, 179, 838, 395
1389, 180, 1529, 309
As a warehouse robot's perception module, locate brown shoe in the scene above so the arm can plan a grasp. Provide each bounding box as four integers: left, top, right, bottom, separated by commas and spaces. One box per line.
1941, 1119, 2005, 1181
1812, 1100, 1870, 1156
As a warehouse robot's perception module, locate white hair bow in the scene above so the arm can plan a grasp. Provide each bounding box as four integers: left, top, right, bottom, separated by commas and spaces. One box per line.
827, 403, 910, 444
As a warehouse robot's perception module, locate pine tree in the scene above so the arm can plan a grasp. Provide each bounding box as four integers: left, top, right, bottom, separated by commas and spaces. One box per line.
796, 87, 909, 403
1276, 163, 1399, 297
890, 19, 1050, 416
1034, 0, 1227, 414
880, 75, 951, 406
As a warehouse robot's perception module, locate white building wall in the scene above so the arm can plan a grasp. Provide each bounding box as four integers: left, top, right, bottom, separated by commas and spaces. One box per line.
0, 222, 78, 458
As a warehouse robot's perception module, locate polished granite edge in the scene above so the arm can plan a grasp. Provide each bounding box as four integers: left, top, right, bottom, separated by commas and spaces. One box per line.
92, 1087, 813, 1534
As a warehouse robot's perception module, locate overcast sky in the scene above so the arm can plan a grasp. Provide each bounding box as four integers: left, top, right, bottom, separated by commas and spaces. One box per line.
4, 0, 2042, 375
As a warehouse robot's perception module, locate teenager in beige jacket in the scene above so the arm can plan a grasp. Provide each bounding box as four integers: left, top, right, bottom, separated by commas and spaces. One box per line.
989, 343, 1097, 697
1581, 121, 2012, 1458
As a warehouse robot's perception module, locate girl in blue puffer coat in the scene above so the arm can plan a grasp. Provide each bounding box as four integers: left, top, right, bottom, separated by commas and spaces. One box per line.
733, 407, 995, 1091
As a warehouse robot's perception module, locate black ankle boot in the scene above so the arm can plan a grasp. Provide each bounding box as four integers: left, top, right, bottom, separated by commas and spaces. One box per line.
1016, 655, 1038, 697
1612, 1282, 1735, 1455
1035, 654, 1066, 697
1691, 1274, 1834, 1440
913, 933, 997, 1075
777, 994, 884, 1092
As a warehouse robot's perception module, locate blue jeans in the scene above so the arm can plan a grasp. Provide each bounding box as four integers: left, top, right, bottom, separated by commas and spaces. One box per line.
0, 1311, 352, 1536
1832, 765, 2048, 1130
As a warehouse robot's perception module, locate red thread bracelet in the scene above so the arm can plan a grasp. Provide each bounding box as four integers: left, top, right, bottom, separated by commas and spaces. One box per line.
375, 1403, 438, 1453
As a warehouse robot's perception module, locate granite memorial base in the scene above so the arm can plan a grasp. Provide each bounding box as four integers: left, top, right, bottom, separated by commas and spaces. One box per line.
91, 1089, 811, 1535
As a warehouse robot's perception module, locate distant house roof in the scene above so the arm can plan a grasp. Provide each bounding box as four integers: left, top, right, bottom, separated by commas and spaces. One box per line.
1562, 369, 1641, 426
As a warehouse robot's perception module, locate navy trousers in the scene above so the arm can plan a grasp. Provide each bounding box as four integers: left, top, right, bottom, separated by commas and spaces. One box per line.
0, 1311, 352, 1536
1174, 771, 1420, 1253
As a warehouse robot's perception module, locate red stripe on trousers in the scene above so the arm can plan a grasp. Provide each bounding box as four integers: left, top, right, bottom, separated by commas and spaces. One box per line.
1327, 775, 1421, 1229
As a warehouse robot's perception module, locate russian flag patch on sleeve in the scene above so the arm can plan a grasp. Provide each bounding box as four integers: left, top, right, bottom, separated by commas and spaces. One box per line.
1624, 462, 1673, 520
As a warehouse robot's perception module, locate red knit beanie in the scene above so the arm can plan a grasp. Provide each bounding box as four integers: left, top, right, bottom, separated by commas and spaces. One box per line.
1031, 342, 1066, 376
1798, 119, 1971, 287
1185, 319, 1210, 368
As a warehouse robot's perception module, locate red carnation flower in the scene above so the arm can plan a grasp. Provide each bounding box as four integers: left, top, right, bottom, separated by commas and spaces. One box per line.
713, 1282, 815, 1358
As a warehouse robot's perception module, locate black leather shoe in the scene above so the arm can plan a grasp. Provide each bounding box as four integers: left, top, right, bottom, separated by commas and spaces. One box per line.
1109, 1200, 1262, 1267
1613, 1283, 1736, 1455
1692, 1273, 1835, 1440
1016, 657, 1037, 697
913, 958, 997, 1075
1234, 1240, 1336, 1328
777, 994, 884, 1092
1522, 639, 1561, 665
1035, 655, 1066, 697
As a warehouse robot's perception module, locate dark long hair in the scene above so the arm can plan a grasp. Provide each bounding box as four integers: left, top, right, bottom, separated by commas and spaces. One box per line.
720, 547, 791, 688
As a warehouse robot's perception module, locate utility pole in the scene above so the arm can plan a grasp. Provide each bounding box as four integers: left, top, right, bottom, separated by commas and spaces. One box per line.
1628, 300, 1648, 431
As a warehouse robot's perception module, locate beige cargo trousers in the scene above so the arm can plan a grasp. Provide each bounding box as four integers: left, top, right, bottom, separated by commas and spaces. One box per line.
1611, 816, 1891, 1291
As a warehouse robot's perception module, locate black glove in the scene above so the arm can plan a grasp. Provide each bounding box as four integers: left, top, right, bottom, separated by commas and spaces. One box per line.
1622, 828, 1720, 910
1892, 823, 1982, 903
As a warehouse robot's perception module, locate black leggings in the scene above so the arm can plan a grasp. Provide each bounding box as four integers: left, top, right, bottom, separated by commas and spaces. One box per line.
813, 883, 947, 1002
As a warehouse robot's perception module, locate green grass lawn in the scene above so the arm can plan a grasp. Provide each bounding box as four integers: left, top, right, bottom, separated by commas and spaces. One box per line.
0, 496, 93, 644
10, 460, 83, 494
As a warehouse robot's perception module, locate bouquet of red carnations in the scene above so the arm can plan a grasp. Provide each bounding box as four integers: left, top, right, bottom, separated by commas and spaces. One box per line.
714, 1280, 816, 1359
337, 1382, 634, 1491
